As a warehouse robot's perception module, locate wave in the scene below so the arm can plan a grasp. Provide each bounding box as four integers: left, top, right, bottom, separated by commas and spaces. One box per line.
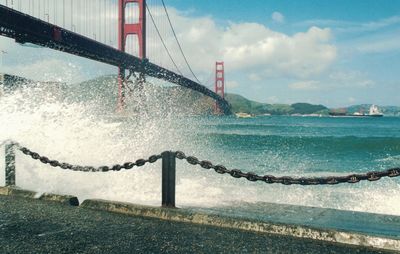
203, 119, 400, 138
1, 84, 399, 216
204, 133, 400, 152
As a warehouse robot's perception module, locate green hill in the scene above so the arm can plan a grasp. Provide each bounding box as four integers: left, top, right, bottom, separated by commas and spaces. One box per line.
64, 75, 215, 115
225, 93, 328, 115
61, 76, 400, 116
225, 93, 269, 114
291, 103, 327, 114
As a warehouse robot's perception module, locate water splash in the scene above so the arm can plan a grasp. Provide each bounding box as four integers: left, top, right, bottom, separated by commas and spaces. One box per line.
0, 80, 399, 216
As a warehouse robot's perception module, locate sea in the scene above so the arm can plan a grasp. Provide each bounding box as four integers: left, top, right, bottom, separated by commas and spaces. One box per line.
0, 85, 399, 216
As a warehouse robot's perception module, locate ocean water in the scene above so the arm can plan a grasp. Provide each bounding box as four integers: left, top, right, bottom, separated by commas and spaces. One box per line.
0, 84, 400, 216
198, 115, 400, 174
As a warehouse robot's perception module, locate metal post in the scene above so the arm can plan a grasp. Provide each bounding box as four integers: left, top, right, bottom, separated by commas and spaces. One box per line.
161, 151, 176, 208
5, 143, 15, 186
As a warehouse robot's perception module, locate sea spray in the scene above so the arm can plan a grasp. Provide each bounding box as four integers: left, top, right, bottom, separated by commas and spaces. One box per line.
0, 80, 400, 216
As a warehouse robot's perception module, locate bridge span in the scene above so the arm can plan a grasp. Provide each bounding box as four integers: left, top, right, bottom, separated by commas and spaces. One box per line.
0, 4, 231, 114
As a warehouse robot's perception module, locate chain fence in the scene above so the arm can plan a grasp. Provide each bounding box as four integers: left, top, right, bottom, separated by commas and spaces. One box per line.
174, 151, 400, 185
17, 144, 162, 172
4, 142, 400, 186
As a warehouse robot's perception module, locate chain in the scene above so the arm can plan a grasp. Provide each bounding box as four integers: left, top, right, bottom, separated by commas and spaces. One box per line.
174, 151, 400, 185
6, 141, 400, 184
17, 145, 161, 172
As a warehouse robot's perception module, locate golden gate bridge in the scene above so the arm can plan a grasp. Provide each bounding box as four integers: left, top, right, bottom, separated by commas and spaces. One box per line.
0, 0, 229, 114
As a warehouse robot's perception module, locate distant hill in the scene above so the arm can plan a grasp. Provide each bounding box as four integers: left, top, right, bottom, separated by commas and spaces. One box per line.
64, 75, 215, 115
225, 93, 328, 115
61, 76, 400, 116
225, 94, 400, 116
225, 93, 269, 114
291, 103, 327, 114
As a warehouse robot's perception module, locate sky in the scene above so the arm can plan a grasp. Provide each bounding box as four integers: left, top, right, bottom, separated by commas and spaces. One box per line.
1, 0, 400, 107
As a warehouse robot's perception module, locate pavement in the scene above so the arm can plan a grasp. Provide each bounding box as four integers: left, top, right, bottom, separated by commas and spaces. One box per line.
0, 195, 397, 254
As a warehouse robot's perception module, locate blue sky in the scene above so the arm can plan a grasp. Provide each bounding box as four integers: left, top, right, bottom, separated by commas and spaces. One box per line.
167, 0, 400, 24
1, 0, 400, 107
162, 0, 400, 106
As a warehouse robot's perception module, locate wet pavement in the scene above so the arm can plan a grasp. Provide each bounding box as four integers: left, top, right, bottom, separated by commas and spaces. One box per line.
0, 195, 396, 254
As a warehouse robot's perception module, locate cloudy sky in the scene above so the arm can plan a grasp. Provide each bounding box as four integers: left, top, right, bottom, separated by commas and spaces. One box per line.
1, 0, 400, 107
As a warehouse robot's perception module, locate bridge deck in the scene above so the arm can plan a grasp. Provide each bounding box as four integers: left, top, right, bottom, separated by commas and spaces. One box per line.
0, 194, 395, 253
0, 4, 231, 114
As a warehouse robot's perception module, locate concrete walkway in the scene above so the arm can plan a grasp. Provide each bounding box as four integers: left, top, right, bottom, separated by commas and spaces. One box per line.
0, 195, 396, 254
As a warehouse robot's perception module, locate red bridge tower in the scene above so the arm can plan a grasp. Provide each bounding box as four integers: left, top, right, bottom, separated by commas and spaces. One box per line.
117, 0, 146, 111
214, 61, 225, 113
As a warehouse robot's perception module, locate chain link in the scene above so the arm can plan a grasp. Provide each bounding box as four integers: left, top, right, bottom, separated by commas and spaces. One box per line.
17, 145, 161, 172
7, 142, 400, 185
173, 151, 400, 185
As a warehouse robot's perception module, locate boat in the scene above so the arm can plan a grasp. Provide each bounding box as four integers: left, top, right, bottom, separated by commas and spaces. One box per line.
352, 111, 365, 116
302, 113, 323, 117
235, 112, 252, 118
329, 105, 383, 117
329, 108, 347, 117
367, 104, 383, 117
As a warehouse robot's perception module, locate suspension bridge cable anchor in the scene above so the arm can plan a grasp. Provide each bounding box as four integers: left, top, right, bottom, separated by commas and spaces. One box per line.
5, 142, 16, 186
161, 151, 176, 208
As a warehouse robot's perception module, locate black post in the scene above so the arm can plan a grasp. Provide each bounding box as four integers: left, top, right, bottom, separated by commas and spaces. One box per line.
5, 143, 15, 186
161, 151, 176, 208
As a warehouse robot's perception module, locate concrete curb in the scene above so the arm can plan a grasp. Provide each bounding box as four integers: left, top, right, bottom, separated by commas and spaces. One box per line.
39, 193, 80, 206
81, 199, 400, 252
0, 186, 79, 206
0, 186, 36, 198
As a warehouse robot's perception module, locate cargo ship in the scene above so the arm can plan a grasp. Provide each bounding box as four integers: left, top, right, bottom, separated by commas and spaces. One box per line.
329, 105, 383, 117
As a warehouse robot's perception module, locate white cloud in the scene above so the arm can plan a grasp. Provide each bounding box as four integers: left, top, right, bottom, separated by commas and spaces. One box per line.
296, 19, 354, 28
289, 80, 319, 90
146, 7, 336, 80
1, 4, 337, 86
267, 96, 279, 103
328, 70, 375, 87
288, 70, 374, 92
0, 37, 75, 82
222, 25, 336, 78
295, 15, 400, 59
2, 58, 85, 83
348, 97, 356, 103
356, 34, 400, 53
271, 12, 285, 23
342, 16, 400, 33
248, 73, 261, 81
225, 80, 240, 88
297, 16, 400, 34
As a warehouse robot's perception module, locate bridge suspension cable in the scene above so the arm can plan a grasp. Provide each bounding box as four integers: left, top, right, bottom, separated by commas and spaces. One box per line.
0, 1, 231, 113
160, 0, 203, 85
146, 4, 183, 76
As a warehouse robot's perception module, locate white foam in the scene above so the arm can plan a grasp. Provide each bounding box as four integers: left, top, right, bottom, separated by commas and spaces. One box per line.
1, 83, 399, 216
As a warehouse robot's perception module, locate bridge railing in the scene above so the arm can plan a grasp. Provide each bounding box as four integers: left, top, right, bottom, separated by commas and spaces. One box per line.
3, 141, 400, 208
